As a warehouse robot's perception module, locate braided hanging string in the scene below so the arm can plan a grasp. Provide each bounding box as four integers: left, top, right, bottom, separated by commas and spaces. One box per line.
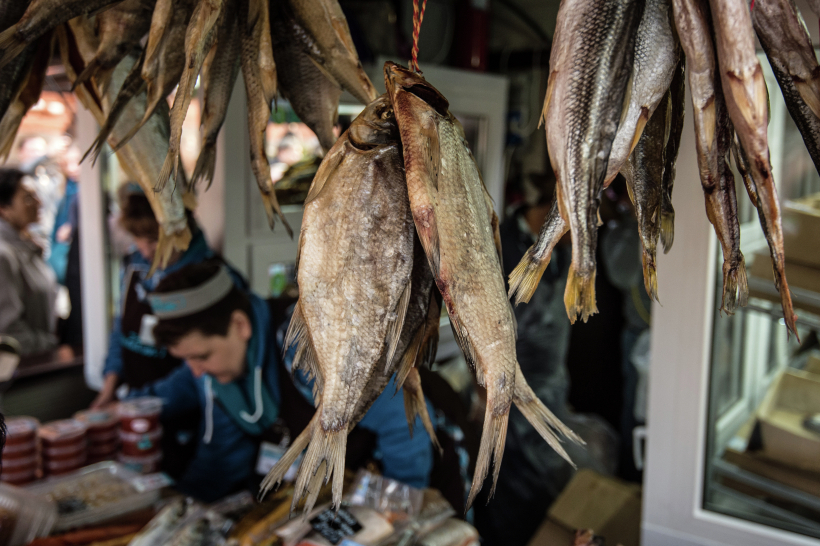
411, 0, 429, 72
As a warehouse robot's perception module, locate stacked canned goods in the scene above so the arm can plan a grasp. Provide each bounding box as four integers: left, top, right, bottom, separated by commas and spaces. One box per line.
116, 397, 163, 473
74, 408, 120, 464
1, 417, 40, 485
38, 420, 88, 476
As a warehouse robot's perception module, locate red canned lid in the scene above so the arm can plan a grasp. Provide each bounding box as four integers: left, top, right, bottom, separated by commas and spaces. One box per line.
74, 408, 119, 430
43, 441, 87, 459
88, 428, 120, 444
1, 466, 37, 483
3, 440, 37, 455
38, 419, 87, 445
44, 452, 87, 471
5, 417, 39, 443
118, 397, 162, 419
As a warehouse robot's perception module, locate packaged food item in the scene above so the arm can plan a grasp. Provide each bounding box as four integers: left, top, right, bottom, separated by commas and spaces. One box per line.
88, 427, 121, 445
416, 518, 479, 546
74, 409, 119, 439
275, 503, 393, 546
4, 417, 39, 448
117, 451, 162, 474
25, 462, 160, 532
43, 452, 87, 476
118, 398, 162, 434
346, 470, 423, 523
119, 426, 163, 456
1, 466, 38, 486
1, 443, 36, 460
38, 420, 87, 449
43, 442, 87, 461
0, 482, 57, 545
0, 454, 38, 471
88, 438, 120, 457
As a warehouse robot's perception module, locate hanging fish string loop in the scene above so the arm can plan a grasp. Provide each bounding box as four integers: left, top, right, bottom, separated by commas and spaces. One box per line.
411, 0, 429, 72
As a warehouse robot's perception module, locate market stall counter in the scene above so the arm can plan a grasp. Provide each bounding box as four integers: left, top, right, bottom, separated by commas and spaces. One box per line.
0, 465, 477, 546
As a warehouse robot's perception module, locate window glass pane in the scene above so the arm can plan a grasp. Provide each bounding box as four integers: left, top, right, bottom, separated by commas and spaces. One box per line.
703, 52, 820, 539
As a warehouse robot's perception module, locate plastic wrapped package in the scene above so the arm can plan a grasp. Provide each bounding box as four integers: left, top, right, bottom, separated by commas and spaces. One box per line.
347, 470, 423, 523
0, 482, 57, 546
127, 498, 232, 546
275, 503, 394, 546
25, 462, 160, 532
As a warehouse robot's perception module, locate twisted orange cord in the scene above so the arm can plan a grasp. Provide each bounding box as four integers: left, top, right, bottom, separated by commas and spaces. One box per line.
411, 0, 428, 72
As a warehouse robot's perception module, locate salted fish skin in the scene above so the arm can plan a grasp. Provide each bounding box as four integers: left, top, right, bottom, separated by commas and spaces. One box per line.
270, 0, 342, 153
544, 0, 644, 322
621, 89, 669, 302
0, 0, 122, 67
709, 0, 798, 337
605, 0, 680, 186
59, 21, 192, 270
385, 62, 582, 511
659, 54, 686, 253
73, 0, 155, 89
752, 0, 820, 176
281, 0, 377, 105
751, 0, 820, 119
191, 0, 240, 190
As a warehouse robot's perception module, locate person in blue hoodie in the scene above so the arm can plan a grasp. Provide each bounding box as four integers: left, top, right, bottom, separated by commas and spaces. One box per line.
90, 183, 217, 477
131, 259, 433, 502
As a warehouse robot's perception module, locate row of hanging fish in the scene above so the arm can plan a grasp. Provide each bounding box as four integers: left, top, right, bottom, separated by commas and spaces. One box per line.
0, 0, 378, 270
509, 0, 816, 338
258, 63, 584, 516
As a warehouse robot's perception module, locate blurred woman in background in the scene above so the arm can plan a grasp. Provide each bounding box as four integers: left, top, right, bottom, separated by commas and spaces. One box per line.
0, 168, 58, 356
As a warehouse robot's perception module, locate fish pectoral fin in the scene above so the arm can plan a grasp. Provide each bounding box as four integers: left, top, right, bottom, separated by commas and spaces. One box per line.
402, 368, 442, 454
628, 107, 650, 156
384, 279, 413, 371
305, 142, 346, 204
660, 206, 675, 254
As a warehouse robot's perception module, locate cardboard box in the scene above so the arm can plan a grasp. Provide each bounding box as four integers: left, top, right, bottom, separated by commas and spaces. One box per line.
748, 252, 820, 317
783, 193, 820, 269
527, 469, 642, 546
757, 369, 820, 473
723, 446, 820, 498
805, 355, 820, 376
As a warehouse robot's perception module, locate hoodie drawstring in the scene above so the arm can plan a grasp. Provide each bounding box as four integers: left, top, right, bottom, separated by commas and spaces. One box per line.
204, 376, 214, 444
240, 366, 264, 423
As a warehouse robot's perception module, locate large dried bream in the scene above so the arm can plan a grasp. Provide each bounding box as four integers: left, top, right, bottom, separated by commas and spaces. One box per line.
752, 0, 820, 176
708, 0, 797, 336
385, 62, 581, 509
261, 95, 415, 514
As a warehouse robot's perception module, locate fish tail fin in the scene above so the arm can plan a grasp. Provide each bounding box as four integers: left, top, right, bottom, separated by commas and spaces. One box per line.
736, 253, 749, 309
508, 248, 549, 305
564, 266, 598, 324
660, 207, 675, 254
292, 425, 347, 514
191, 141, 217, 191
466, 407, 509, 511
148, 226, 192, 277
721, 253, 749, 314
514, 370, 582, 463
260, 188, 294, 237
259, 417, 312, 500
0, 28, 27, 69
641, 249, 659, 302
72, 57, 101, 91
402, 368, 442, 453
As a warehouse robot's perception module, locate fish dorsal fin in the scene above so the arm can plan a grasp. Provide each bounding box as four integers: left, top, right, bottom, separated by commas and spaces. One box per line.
305, 141, 346, 204
285, 302, 323, 397
384, 278, 413, 372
